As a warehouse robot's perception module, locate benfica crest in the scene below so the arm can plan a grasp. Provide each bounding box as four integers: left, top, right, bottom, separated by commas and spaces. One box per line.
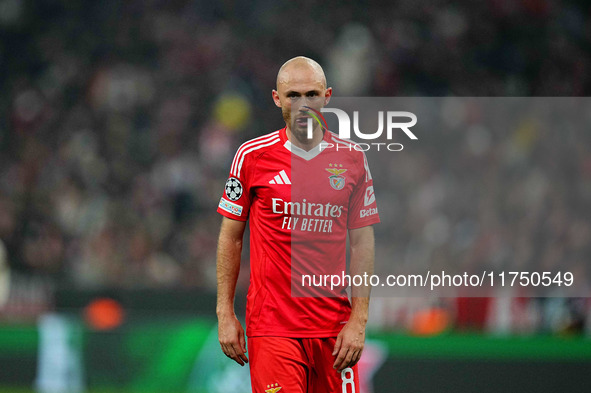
265, 383, 282, 393
326, 165, 347, 190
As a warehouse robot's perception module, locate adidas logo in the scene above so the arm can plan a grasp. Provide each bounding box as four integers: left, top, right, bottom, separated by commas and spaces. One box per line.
269, 170, 291, 185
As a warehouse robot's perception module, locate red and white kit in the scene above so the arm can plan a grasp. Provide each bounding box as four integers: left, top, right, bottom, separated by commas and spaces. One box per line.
218, 127, 379, 392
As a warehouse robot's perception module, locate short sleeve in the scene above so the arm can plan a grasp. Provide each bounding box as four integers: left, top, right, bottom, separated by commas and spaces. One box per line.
347, 151, 380, 229
217, 143, 253, 221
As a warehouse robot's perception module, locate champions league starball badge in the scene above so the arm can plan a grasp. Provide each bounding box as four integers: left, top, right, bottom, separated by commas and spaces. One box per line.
225, 177, 243, 201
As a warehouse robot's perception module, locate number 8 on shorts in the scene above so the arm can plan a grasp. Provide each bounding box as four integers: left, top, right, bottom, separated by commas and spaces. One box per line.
341, 367, 356, 393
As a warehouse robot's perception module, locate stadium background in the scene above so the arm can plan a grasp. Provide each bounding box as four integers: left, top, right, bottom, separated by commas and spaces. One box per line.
1, 0, 590, 392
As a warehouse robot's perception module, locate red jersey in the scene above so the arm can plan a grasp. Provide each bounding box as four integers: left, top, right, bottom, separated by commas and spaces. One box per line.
217, 127, 379, 337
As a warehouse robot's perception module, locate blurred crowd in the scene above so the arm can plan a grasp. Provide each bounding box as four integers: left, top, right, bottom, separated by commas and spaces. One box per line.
367, 98, 591, 335
1, 0, 590, 332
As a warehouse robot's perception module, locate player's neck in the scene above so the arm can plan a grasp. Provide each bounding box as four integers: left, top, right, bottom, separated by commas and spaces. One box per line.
286, 126, 324, 152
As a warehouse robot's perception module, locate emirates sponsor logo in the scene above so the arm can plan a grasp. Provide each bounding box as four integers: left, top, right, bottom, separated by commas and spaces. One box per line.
271, 198, 343, 218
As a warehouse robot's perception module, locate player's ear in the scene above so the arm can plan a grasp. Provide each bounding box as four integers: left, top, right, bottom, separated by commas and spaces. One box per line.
324, 87, 333, 105
272, 90, 282, 108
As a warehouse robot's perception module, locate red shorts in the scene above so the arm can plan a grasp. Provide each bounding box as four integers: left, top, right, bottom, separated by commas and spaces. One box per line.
248, 336, 359, 393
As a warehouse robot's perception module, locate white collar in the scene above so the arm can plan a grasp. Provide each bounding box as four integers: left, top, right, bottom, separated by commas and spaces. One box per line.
283, 139, 324, 161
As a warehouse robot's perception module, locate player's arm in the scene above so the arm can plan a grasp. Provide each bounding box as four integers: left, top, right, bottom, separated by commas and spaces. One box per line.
216, 216, 248, 366
333, 225, 375, 372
